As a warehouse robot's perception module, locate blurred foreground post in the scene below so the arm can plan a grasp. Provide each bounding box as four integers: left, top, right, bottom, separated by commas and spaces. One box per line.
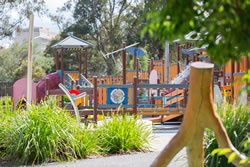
27, 14, 34, 107
151, 62, 246, 167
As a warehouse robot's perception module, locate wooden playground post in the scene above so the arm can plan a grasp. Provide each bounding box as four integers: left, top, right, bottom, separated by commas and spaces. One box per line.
231, 60, 235, 100
85, 48, 88, 77
162, 59, 165, 83
93, 76, 97, 122
61, 47, 64, 107
56, 49, 59, 70
61, 47, 64, 83
122, 42, 126, 84
151, 62, 246, 167
236, 61, 240, 73
79, 50, 82, 74
134, 49, 137, 70
136, 58, 139, 82
151, 58, 154, 71
133, 77, 138, 115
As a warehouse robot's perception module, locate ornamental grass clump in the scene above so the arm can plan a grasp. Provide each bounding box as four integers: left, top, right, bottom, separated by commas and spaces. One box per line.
204, 101, 249, 167
0, 98, 99, 165
97, 113, 153, 154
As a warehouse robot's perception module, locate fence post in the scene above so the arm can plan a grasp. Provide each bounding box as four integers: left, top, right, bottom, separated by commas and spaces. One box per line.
231, 60, 234, 101
93, 76, 98, 123
133, 77, 138, 115
246, 54, 249, 101
162, 59, 165, 83
136, 58, 139, 82
151, 58, 154, 71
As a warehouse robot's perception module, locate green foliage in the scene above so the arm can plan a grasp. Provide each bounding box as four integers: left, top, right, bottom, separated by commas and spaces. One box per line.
0, 98, 99, 165
204, 102, 250, 167
128, 48, 149, 71
97, 113, 153, 154
0, 43, 54, 82
14, 60, 46, 82
0, 0, 47, 39
33, 56, 54, 74
143, 0, 250, 65
0, 98, 153, 165
47, 0, 165, 76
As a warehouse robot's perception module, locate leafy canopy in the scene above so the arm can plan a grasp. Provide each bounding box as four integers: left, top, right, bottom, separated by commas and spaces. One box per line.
0, 0, 47, 39
143, 0, 250, 65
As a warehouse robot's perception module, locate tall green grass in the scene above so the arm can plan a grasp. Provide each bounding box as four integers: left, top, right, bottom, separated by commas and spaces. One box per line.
97, 113, 153, 154
0, 98, 153, 165
0, 98, 99, 165
204, 102, 250, 167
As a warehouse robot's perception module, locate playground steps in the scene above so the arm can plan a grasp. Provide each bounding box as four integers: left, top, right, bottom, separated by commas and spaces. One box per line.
150, 114, 183, 123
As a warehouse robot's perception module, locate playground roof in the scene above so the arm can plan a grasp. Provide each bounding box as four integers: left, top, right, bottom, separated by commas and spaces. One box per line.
126, 47, 146, 57
51, 35, 93, 49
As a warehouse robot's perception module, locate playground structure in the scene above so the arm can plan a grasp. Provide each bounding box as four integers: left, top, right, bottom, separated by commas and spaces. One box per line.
12, 35, 249, 123
152, 62, 247, 167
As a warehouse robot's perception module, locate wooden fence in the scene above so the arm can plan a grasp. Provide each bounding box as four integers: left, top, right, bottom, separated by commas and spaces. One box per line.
0, 82, 13, 97
45, 76, 189, 122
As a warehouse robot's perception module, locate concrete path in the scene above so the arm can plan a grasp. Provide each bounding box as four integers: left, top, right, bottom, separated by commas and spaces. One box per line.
36, 128, 187, 167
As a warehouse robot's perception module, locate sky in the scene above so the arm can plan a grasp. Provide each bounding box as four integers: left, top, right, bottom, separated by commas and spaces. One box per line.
34, 0, 69, 33
0, 0, 69, 47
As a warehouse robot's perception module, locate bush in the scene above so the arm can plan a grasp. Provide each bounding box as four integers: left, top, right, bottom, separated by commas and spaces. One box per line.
0, 98, 153, 165
204, 102, 250, 167
0, 98, 99, 165
97, 113, 153, 154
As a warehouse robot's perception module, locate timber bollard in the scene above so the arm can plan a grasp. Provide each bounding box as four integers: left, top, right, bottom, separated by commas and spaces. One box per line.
151, 62, 247, 167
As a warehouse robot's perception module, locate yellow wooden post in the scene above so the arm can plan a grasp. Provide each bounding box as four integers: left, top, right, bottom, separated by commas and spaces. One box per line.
151, 62, 246, 167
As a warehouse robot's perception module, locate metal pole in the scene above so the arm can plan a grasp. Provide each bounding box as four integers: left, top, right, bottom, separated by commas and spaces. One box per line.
61, 48, 64, 83
79, 50, 82, 74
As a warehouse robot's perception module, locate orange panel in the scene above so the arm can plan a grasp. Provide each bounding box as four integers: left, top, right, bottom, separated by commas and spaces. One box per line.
128, 88, 132, 105
103, 87, 107, 104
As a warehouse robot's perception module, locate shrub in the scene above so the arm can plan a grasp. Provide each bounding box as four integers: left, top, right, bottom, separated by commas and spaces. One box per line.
0, 98, 153, 165
0, 98, 99, 165
97, 113, 153, 154
204, 102, 250, 167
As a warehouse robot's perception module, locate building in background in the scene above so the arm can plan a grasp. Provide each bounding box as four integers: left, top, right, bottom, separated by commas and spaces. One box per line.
15, 27, 57, 51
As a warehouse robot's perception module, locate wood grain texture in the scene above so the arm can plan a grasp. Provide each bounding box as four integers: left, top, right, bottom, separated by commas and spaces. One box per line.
151, 62, 247, 167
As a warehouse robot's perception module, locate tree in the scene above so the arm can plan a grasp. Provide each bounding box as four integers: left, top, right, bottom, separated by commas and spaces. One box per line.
14, 60, 46, 82
0, 43, 53, 82
48, 0, 149, 75
143, 0, 250, 65
0, 0, 47, 39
